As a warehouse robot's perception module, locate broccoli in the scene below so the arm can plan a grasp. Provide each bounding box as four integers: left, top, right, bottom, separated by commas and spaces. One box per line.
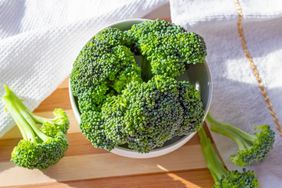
70, 28, 142, 113
127, 19, 207, 77
71, 20, 206, 152
198, 126, 259, 188
122, 76, 204, 152
79, 76, 204, 152
103, 76, 185, 152
206, 114, 275, 167
2, 85, 69, 169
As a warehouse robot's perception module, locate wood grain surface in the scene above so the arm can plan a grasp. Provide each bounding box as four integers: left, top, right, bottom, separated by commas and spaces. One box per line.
0, 77, 215, 188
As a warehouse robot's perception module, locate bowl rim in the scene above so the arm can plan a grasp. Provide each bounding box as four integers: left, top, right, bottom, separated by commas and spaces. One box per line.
68, 18, 213, 158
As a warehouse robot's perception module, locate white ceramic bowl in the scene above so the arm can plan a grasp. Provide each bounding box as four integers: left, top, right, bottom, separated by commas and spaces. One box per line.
69, 19, 213, 158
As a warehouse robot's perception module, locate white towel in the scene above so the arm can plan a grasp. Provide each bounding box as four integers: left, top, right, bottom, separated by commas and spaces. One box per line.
170, 0, 282, 187
0, 0, 167, 137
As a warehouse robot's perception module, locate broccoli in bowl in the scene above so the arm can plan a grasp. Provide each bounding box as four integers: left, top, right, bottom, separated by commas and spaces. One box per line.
69, 19, 212, 157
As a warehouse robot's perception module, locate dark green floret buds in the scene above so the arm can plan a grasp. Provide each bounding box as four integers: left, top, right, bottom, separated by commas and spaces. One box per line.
70, 19, 207, 152
79, 76, 204, 152
127, 19, 207, 77
2, 85, 69, 169
206, 114, 275, 167
103, 76, 204, 152
70, 28, 142, 113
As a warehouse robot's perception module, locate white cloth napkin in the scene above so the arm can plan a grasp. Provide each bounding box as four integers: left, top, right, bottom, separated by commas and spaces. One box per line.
170, 0, 282, 187
0, 0, 167, 137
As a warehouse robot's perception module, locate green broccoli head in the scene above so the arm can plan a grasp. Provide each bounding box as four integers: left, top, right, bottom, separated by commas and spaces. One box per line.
127, 19, 206, 77
198, 126, 259, 188
103, 76, 184, 152
2, 85, 69, 169
140, 32, 206, 76
70, 28, 142, 113
95, 76, 203, 152
71, 20, 206, 153
206, 114, 275, 167
11, 132, 68, 169
213, 169, 259, 188
78, 75, 204, 153
230, 125, 275, 167
71, 45, 141, 97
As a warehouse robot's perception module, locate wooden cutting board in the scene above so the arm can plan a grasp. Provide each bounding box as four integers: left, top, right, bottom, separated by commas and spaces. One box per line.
0, 78, 214, 188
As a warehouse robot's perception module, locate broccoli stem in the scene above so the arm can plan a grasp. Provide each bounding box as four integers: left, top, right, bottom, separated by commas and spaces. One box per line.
206, 114, 255, 150
3, 95, 34, 141
3, 85, 49, 142
198, 126, 227, 182
32, 115, 51, 124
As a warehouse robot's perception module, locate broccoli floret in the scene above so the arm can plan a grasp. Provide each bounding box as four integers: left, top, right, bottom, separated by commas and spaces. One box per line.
2, 85, 69, 169
206, 114, 275, 167
96, 76, 203, 152
70, 28, 142, 113
198, 126, 259, 188
127, 20, 206, 77
78, 76, 204, 152
140, 32, 206, 76
103, 76, 184, 152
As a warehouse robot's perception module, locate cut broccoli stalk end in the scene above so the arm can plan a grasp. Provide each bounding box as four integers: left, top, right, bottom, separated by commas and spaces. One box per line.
198, 126, 227, 182
206, 113, 256, 150
3, 85, 50, 142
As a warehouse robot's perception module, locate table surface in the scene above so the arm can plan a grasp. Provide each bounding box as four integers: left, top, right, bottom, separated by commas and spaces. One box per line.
0, 16, 215, 187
